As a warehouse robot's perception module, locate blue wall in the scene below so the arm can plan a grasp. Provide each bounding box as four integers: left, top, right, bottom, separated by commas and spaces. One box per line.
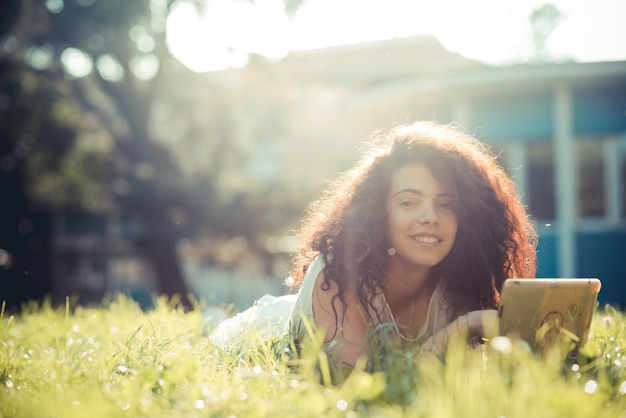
535, 230, 626, 307
573, 85, 626, 135
577, 231, 626, 307
471, 91, 553, 141
535, 232, 558, 279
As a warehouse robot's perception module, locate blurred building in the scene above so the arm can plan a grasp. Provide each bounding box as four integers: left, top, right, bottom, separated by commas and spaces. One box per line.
48, 36, 626, 309
198, 36, 626, 306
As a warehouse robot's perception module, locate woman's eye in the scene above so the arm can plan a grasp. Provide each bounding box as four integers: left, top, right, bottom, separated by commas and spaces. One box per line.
400, 200, 417, 207
439, 202, 454, 210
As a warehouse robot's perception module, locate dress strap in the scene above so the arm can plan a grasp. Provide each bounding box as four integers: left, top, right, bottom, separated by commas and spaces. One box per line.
287, 255, 326, 336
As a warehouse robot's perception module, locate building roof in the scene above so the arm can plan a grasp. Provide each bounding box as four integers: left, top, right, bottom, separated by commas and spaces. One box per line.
270, 35, 484, 84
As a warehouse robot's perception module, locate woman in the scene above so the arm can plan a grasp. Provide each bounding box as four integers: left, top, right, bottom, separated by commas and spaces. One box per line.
285, 121, 537, 366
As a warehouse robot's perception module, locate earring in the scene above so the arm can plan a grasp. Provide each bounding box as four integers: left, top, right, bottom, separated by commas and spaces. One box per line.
387, 247, 396, 256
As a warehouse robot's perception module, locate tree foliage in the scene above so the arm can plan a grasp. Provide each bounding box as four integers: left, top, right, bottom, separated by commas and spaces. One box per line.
529, 3, 563, 62
0, 0, 308, 309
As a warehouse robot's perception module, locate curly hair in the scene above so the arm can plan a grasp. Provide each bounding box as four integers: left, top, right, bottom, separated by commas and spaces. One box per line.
289, 121, 537, 326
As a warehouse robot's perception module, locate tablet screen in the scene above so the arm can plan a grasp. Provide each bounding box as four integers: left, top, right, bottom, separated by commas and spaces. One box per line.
498, 278, 601, 351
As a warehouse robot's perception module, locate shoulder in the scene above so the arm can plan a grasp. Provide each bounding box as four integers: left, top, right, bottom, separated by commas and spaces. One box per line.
311, 267, 368, 344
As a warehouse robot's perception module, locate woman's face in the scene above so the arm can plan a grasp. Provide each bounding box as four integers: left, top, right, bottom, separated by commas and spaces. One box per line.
386, 163, 458, 270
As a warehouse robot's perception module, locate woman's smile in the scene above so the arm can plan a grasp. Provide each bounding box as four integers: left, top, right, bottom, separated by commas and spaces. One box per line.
410, 233, 442, 245
386, 163, 458, 270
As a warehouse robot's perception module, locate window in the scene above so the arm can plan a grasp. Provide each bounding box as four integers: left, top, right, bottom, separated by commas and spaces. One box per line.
527, 141, 555, 221
576, 137, 605, 218
490, 134, 626, 223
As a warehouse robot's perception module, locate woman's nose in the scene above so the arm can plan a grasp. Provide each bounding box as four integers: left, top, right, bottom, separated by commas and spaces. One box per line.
417, 201, 438, 224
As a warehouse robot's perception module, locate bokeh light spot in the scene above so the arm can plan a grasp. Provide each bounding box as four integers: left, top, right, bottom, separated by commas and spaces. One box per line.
96, 54, 124, 82
584, 380, 598, 394
60, 47, 93, 78
45, 0, 64, 14
336, 400, 348, 411
130, 54, 159, 80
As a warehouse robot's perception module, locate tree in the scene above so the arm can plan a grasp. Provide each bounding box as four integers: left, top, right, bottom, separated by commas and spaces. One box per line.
529, 3, 563, 63
0, 0, 307, 310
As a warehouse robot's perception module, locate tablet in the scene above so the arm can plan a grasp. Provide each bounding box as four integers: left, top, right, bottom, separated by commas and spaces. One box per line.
498, 278, 601, 353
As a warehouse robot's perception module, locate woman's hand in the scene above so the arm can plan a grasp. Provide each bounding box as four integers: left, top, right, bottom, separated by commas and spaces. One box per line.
420, 309, 500, 355
464, 309, 499, 340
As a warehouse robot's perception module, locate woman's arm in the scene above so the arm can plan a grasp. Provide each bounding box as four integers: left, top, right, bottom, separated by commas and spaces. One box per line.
419, 309, 499, 354
311, 271, 370, 367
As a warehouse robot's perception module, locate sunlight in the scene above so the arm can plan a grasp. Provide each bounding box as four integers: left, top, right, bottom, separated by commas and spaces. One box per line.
166, 0, 291, 73
292, 0, 589, 64
166, 0, 626, 72
548, 0, 626, 63
166, 1, 243, 72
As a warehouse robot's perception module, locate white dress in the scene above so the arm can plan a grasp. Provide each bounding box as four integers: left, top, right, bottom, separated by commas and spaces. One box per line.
208, 256, 470, 347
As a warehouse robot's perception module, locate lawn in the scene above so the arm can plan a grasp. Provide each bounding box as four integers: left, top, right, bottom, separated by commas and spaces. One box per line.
1, 295, 625, 417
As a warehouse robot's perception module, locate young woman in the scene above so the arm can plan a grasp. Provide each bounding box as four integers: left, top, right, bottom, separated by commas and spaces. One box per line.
285, 121, 537, 366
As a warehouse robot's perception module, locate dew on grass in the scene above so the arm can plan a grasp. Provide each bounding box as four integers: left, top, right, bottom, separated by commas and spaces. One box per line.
491, 336, 512, 354
571, 364, 580, 372
290, 379, 299, 388
584, 380, 598, 394
201, 387, 210, 397
239, 392, 248, 400
72, 324, 80, 333
116, 365, 138, 376
110, 325, 119, 334
252, 365, 262, 374
619, 381, 626, 395
615, 359, 622, 367
336, 399, 348, 411
194, 399, 205, 409
5, 380, 13, 388
122, 404, 130, 411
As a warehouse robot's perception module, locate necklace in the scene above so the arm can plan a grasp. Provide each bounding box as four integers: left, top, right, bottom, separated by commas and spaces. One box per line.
382, 294, 420, 342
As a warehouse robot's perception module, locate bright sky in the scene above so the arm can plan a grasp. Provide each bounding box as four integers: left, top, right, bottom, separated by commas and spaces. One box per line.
165, 0, 626, 73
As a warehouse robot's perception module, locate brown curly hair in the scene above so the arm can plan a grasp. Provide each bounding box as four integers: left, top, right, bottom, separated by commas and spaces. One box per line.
289, 121, 536, 325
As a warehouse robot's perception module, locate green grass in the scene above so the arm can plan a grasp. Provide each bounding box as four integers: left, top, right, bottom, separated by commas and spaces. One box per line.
1, 295, 625, 417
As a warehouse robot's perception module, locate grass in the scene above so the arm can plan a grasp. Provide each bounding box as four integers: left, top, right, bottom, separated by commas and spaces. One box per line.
0, 295, 625, 418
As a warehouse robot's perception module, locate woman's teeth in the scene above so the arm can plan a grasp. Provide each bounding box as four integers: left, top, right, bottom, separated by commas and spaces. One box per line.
413, 236, 439, 244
